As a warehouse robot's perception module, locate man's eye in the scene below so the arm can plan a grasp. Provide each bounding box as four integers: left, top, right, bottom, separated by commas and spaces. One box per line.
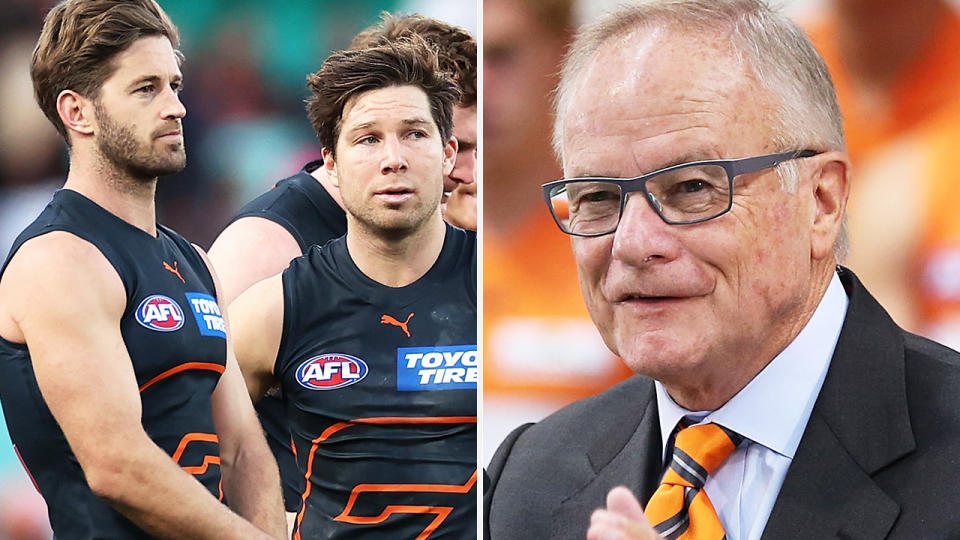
678, 180, 708, 193
171, 82, 183, 93
409, 131, 427, 139
360, 136, 379, 144
136, 85, 155, 94
582, 189, 618, 202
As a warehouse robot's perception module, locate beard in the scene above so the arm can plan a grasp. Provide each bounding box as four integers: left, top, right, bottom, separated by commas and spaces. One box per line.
95, 101, 186, 182
340, 179, 443, 242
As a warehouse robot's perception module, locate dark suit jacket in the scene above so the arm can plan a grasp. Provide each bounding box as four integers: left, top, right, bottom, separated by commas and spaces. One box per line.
485, 268, 960, 539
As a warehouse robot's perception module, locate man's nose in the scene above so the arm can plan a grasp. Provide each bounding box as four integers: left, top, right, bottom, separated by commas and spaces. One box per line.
610, 193, 682, 266
381, 135, 408, 174
449, 149, 477, 185
161, 87, 186, 120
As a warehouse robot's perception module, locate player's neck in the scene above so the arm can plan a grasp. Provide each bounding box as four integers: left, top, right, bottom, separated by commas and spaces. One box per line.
63, 149, 159, 237
345, 214, 446, 288
309, 167, 345, 209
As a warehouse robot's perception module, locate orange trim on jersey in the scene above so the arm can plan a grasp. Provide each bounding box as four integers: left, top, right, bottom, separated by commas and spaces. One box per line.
171, 433, 222, 497
181, 454, 222, 475
172, 432, 219, 462
173, 433, 220, 463
317, 416, 477, 442
139, 362, 225, 392
293, 416, 477, 540
334, 470, 478, 540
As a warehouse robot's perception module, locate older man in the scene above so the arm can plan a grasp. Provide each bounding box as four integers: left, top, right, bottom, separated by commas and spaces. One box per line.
484, 1, 960, 539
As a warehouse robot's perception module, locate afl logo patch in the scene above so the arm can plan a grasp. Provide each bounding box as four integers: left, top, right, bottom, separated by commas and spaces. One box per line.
296, 354, 368, 390
136, 295, 184, 332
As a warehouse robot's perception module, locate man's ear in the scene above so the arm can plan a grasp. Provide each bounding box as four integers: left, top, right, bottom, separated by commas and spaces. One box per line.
57, 89, 95, 139
809, 151, 851, 261
322, 147, 339, 188
442, 137, 458, 177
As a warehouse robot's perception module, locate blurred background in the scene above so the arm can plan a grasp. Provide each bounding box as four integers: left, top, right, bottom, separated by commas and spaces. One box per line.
0, 1, 475, 537
483, 0, 960, 464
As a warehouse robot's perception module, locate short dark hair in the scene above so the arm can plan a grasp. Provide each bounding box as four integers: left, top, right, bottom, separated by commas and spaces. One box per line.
31, 0, 181, 144
305, 35, 460, 158
351, 13, 477, 108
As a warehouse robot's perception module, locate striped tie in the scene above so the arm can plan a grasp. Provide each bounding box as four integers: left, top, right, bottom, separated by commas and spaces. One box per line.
644, 423, 743, 540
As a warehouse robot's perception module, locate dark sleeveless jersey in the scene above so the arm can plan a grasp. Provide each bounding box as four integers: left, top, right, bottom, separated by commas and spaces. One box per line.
279, 224, 477, 539
0, 189, 228, 539
230, 160, 346, 252
225, 160, 347, 511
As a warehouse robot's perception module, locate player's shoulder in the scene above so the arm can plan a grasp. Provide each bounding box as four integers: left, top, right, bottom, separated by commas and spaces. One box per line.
212, 214, 300, 258
282, 237, 346, 289
440, 223, 476, 270
446, 223, 476, 249
1, 231, 125, 315
233, 162, 323, 217
304, 235, 346, 265
5, 231, 115, 280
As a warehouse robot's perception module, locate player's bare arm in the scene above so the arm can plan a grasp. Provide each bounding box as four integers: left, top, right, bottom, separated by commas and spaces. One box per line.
229, 272, 284, 402
197, 246, 286, 538
208, 217, 302, 305
0, 232, 277, 540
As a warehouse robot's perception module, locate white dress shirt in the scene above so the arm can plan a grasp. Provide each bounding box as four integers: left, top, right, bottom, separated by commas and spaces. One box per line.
654, 272, 849, 540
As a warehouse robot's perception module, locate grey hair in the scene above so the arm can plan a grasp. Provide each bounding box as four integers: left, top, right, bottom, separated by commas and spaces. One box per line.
552, 0, 849, 260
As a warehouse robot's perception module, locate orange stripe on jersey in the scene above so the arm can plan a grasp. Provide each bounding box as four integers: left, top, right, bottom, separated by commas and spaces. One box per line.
139, 362, 225, 392
171, 432, 220, 462
317, 416, 478, 442
294, 441, 323, 539
181, 454, 222, 475
334, 470, 478, 540
171, 433, 222, 494
294, 416, 477, 540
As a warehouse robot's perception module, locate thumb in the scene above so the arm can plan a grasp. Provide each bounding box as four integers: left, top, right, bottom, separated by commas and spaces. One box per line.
606, 486, 650, 524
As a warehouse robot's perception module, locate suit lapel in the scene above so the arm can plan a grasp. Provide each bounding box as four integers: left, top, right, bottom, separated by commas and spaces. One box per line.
550, 379, 662, 537
762, 268, 913, 539
760, 413, 901, 539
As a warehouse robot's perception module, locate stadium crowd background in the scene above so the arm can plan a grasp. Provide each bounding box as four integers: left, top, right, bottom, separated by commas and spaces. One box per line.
0, 1, 475, 537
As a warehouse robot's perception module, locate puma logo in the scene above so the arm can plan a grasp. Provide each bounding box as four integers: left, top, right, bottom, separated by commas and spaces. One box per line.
163, 261, 185, 284
381, 313, 414, 338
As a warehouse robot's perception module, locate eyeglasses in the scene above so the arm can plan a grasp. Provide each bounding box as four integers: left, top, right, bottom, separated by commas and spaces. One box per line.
541, 149, 821, 237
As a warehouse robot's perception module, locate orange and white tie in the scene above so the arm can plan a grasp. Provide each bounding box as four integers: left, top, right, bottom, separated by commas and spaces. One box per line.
644, 423, 743, 540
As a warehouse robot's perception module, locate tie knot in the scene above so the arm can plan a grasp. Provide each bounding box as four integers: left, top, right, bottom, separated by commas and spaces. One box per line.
665, 423, 742, 489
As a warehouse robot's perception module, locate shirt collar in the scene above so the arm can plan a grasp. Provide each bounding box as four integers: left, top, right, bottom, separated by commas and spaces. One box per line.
656, 272, 849, 461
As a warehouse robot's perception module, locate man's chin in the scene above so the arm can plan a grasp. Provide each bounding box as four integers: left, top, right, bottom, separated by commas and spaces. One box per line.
612, 327, 703, 376
128, 157, 186, 181
154, 150, 187, 174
